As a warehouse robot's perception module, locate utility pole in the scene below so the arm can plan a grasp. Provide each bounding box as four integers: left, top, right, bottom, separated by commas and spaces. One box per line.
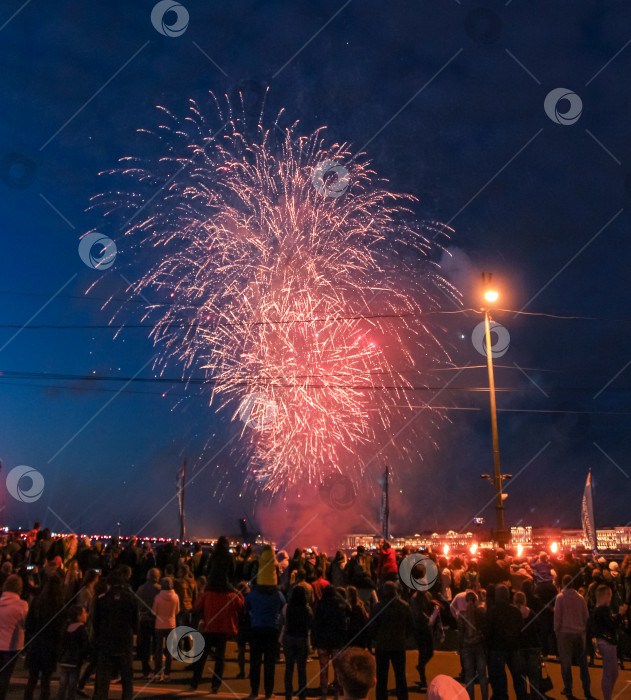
481, 273, 509, 547
179, 459, 187, 542
381, 465, 390, 540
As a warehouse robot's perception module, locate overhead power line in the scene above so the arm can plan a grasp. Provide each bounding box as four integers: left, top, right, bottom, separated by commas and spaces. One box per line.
0, 369, 628, 393
1, 306, 631, 330
1, 378, 631, 416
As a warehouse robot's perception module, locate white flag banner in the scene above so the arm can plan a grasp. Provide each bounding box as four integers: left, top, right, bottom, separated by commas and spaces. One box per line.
176, 467, 185, 517
581, 470, 597, 551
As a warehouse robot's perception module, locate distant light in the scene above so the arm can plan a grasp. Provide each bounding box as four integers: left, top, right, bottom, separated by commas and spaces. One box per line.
484, 290, 499, 303
470, 543, 478, 555
443, 544, 450, 555
517, 544, 523, 557
551, 541, 558, 554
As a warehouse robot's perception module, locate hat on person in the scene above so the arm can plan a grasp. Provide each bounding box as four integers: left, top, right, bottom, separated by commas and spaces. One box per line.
256, 545, 278, 586
427, 675, 468, 700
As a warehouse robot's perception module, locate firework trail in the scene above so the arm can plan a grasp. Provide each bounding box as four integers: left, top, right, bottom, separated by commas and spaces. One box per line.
90, 92, 459, 496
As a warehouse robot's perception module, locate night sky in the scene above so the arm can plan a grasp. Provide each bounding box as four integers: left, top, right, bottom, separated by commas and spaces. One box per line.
1, 1, 630, 544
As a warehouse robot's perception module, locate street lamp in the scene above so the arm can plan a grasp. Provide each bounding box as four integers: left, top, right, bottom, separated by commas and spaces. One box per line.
480, 273, 509, 547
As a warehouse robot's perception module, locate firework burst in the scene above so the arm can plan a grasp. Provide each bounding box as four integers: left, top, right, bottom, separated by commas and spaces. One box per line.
91, 92, 459, 496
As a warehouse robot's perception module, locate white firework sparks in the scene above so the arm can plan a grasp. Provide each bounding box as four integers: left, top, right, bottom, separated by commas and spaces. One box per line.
90, 92, 459, 495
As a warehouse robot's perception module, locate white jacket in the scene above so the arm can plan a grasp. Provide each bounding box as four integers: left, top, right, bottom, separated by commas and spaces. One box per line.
152, 590, 180, 630
0, 592, 28, 651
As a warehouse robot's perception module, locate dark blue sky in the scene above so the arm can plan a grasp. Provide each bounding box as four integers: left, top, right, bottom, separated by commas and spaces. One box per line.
0, 0, 629, 543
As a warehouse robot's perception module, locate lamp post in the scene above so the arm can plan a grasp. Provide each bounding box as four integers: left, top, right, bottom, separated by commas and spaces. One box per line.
480, 273, 510, 548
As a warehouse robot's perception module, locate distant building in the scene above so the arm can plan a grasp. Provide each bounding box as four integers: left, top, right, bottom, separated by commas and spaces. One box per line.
561, 529, 584, 549
341, 530, 495, 552
511, 526, 533, 546
345, 525, 631, 554
531, 528, 562, 549
616, 527, 631, 548
597, 529, 618, 551
514, 525, 631, 552
392, 530, 480, 550
341, 533, 379, 549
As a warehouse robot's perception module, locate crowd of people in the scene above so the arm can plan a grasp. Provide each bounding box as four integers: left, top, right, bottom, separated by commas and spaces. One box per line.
0, 523, 629, 700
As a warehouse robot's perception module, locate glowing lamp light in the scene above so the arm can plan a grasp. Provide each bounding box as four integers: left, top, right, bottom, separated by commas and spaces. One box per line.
484, 290, 499, 303
443, 544, 450, 555
551, 542, 558, 554
517, 544, 523, 557
470, 543, 478, 555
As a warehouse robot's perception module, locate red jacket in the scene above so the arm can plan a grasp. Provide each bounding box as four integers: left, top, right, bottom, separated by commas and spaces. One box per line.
312, 577, 330, 602
194, 590, 244, 637
377, 548, 397, 576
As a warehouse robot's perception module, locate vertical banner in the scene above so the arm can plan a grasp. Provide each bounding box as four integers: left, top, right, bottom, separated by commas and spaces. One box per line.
581, 469, 597, 551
